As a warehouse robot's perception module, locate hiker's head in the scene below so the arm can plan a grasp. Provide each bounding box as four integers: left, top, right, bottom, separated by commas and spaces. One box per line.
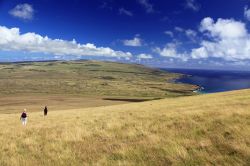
24, 108, 27, 112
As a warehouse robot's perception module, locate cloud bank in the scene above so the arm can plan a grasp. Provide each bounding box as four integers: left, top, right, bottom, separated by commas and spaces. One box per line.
0, 25, 132, 59
191, 17, 250, 61
157, 17, 250, 62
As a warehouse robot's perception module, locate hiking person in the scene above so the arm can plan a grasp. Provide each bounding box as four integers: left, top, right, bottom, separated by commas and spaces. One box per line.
20, 109, 28, 126
44, 106, 48, 116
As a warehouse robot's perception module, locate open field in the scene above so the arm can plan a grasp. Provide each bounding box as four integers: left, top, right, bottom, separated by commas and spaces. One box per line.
0, 95, 128, 114
0, 89, 249, 165
0, 60, 197, 113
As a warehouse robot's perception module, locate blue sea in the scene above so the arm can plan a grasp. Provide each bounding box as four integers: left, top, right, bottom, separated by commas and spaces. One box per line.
162, 68, 250, 93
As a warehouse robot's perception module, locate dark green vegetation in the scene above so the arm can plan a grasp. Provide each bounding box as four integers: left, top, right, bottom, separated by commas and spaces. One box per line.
0, 60, 197, 98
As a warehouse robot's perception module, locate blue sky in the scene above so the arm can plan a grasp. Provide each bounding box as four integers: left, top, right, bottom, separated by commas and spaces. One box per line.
0, 0, 250, 70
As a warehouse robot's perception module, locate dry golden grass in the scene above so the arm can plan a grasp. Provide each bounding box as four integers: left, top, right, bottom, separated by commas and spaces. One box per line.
0, 89, 250, 165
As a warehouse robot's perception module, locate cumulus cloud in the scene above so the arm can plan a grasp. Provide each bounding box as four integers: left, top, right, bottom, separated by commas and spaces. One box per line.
0, 25, 132, 59
191, 17, 250, 61
164, 31, 174, 38
154, 43, 188, 61
191, 47, 208, 59
185, 0, 200, 12
244, 6, 250, 21
119, 8, 133, 16
199, 17, 247, 38
137, 53, 152, 59
137, 0, 155, 13
9, 3, 34, 20
155, 17, 250, 63
123, 36, 142, 47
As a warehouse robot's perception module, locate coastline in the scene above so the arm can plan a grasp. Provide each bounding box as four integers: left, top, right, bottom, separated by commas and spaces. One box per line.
178, 75, 204, 94
167, 72, 203, 94
162, 68, 250, 94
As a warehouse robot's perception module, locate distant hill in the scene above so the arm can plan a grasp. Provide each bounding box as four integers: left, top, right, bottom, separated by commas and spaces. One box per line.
0, 89, 249, 165
0, 60, 197, 98
0, 60, 198, 113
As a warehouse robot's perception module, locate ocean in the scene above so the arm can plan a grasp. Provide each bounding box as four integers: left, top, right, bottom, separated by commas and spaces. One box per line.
162, 68, 250, 93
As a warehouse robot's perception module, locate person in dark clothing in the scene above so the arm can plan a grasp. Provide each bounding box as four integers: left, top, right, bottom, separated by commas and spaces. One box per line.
20, 109, 28, 126
44, 106, 48, 116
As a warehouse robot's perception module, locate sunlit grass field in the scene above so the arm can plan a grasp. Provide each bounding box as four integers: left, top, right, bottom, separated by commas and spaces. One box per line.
0, 89, 249, 165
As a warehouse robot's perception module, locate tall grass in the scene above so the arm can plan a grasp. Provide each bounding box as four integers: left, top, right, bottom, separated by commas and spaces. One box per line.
0, 89, 249, 165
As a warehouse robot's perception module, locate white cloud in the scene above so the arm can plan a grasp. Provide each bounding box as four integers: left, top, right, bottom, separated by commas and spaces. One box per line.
9, 3, 34, 20
100, 2, 113, 10
0, 25, 132, 59
137, 53, 152, 59
191, 47, 208, 59
174, 26, 184, 32
244, 6, 250, 21
164, 31, 174, 38
174, 27, 197, 41
154, 43, 188, 61
119, 8, 133, 16
137, 0, 154, 13
185, 29, 197, 41
156, 17, 250, 63
123, 36, 142, 47
185, 0, 200, 12
185, 29, 197, 38
191, 17, 250, 61
200, 17, 247, 38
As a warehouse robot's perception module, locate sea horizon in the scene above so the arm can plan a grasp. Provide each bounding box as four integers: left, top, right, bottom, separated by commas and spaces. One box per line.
162, 68, 250, 93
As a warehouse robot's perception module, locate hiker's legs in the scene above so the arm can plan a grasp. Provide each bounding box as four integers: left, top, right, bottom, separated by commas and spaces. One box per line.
22, 118, 27, 126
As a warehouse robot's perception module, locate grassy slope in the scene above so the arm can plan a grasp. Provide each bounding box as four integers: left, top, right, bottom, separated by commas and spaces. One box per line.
0, 89, 249, 165
0, 60, 197, 98
0, 60, 198, 113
